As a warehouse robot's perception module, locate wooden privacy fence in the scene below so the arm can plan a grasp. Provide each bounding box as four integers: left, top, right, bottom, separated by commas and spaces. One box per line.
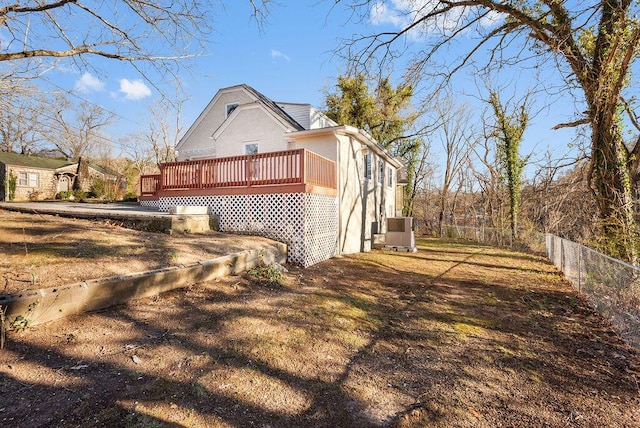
140, 149, 336, 196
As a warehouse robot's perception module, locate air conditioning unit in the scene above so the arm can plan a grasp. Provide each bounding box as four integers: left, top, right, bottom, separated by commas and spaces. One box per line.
385, 217, 416, 250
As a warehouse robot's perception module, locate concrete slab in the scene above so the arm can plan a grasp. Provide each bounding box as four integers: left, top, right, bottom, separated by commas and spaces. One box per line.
169, 206, 210, 215
0, 201, 169, 219
0, 201, 173, 232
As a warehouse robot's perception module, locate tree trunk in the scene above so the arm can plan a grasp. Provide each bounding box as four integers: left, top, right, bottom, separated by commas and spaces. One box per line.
509, 184, 518, 242
590, 120, 638, 264
438, 196, 445, 238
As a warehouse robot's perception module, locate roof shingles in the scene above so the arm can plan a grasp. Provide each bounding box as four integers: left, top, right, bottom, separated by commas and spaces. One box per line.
0, 152, 73, 170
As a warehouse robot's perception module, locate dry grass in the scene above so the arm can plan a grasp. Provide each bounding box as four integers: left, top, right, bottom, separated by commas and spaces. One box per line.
0, 209, 278, 293
1, 238, 639, 427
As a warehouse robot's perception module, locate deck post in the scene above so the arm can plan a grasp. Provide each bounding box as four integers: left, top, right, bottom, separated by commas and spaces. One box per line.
301, 149, 306, 185
246, 156, 252, 187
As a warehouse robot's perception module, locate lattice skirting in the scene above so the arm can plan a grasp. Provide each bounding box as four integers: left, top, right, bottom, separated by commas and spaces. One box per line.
153, 193, 337, 267
139, 200, 160, 208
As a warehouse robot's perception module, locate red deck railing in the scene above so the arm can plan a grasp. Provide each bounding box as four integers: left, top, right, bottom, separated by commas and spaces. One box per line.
140, 149, 336, 197
140, 174, 160, 196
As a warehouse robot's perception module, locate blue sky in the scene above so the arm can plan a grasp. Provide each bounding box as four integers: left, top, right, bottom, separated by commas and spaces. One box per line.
38, 2, 352, 140
28, 1, 583, 176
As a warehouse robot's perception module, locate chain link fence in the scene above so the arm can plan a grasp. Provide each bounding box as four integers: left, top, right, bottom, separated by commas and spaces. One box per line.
546, 235, 640, 349
442, 225, 640, 349
443, 225, 546, 254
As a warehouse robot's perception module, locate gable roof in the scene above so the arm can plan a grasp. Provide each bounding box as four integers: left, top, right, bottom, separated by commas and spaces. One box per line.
0, 152, 73, 170
0, 152, 122, 178
240, 84, 305, 132
177, 84, 305, 151
88, 163, 122, 178
212, 101, 301, 140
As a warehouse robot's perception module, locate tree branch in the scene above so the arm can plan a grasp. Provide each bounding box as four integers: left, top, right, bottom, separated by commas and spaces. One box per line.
552, 118, 591, 130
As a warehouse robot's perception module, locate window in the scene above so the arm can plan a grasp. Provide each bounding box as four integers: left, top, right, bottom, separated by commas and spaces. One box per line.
244, 143, 258, 155
379, 160, 384, 185
388, 167, 393, 187
18, 172, 39, 187
244, 143, 259, 180
364, 152, 371, 180
226, 103, 239, 117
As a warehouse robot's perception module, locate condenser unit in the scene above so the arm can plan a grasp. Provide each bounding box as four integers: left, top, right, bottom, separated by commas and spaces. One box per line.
385, 217, 416, 250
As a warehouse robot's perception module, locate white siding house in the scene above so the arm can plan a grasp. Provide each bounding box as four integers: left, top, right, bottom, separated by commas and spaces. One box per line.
142, 84, 403, 265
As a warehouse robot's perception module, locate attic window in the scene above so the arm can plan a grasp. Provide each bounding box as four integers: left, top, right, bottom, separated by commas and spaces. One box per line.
244, 142, 258, 155
226, 103, 239, 117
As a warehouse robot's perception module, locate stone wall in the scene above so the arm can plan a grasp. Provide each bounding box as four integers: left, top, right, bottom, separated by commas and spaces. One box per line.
7, 166, 58, 201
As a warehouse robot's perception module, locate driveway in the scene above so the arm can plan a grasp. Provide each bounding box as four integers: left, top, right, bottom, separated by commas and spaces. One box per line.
0, 201, 169, 220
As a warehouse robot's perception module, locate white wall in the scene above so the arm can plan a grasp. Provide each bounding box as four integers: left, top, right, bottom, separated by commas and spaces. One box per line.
336, 136, 398, 254
214, 107, 290, 157
290, 134, 338, 162
177, 88, 257, 161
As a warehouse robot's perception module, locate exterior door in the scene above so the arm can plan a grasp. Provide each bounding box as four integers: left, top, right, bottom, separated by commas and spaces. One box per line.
57, 176, 71, 192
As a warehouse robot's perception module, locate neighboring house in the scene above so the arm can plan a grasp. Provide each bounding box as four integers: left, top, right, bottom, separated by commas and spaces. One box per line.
140, 84, 405, 266
0, 152, 122, 201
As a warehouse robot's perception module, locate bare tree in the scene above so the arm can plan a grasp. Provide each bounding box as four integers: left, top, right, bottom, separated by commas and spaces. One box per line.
0, 1, 274, 91
524, 157, 597, 242
471, 134, 507, 232
402, 137, 435, 217
336, 0, 640, 262
0, 2, 270, 68
44, 97, 114, 161
145, 93, 186, 166
432, 98, 479, 236
0, 85, 46, 153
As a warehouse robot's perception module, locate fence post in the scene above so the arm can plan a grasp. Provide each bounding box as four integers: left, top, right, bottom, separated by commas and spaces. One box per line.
578, 244, 582, 292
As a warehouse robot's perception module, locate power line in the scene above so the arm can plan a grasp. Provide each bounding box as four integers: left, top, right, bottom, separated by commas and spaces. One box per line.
1, 95, 147, 154
37, 75, 149, 128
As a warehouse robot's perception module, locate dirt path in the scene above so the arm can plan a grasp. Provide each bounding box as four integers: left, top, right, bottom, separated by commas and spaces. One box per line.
1, 238, 639, 427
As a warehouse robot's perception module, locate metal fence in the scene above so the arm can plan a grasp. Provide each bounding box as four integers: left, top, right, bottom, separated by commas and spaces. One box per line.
443, 225, 547, 254
443, 225, 640, 349
546, 234, 640, 349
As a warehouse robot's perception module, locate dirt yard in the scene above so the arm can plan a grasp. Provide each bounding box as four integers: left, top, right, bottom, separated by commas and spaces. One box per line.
1, 212, 639, 427
0, 209, 278, 294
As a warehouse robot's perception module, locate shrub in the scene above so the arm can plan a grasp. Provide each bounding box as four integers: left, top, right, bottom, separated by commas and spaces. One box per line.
122, 192, 139, 202
27, 189, 41, 201
6, 171, 16, 201
247, 263, 286, 287
90, 178, 124, 201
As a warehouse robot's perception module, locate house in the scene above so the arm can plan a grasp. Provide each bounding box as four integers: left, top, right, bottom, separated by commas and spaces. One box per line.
0, 152, 122, 201
140, 84, 404, 266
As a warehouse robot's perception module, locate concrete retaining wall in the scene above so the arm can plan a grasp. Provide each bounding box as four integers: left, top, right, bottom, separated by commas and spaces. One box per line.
0, 244, 287, 327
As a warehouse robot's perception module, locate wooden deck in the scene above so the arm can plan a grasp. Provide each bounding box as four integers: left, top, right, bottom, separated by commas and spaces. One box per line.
140, 149, 337, 200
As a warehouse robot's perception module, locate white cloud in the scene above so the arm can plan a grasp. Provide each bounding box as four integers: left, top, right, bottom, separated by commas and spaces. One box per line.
271, 49, 290, 62
370, 1, 409, 27
369, 0, 504, 39
75, 72, 105, 93
118, 78, 151, 100
478, 10, 504, 28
